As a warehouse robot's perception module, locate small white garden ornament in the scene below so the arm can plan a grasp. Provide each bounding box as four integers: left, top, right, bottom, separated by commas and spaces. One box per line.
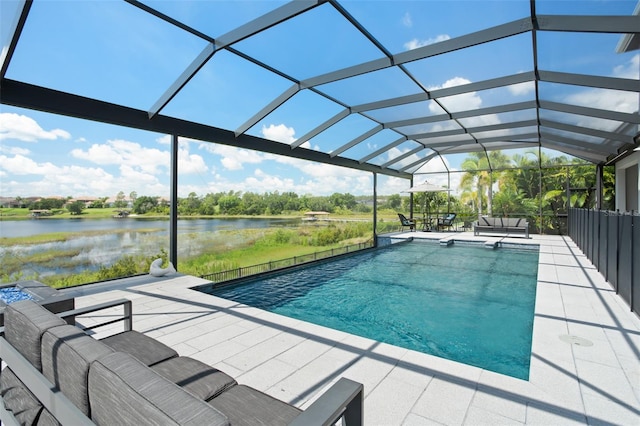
149, 258, 176, 277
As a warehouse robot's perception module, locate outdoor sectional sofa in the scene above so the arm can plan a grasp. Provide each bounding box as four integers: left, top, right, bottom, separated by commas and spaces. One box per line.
0, 299, 363, 426
473, 216, 530, 238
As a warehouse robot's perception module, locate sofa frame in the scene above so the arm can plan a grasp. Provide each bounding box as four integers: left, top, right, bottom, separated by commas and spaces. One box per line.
473, 216, 530, 238
0, 299, 363, 426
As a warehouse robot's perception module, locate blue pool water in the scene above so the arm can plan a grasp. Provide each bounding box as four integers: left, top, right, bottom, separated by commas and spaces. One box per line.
204, 241, 539, 379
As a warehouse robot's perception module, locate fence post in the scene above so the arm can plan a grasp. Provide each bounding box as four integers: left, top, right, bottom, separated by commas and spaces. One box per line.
631, 211, 635, 312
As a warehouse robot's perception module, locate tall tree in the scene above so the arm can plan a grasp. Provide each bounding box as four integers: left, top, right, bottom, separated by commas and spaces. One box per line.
460, 150, 511, 218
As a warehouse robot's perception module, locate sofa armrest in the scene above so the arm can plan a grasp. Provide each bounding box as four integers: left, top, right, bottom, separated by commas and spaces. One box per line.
0, 399, 20, 426
289, 378, 363, 426
58, 298, 133, 332
0, 336, 93, 426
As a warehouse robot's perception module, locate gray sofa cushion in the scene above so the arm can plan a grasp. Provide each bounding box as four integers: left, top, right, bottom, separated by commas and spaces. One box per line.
99, 330, 177, 366
0, 367, 46, 425
88, 352, 229, 426
4, 300, 66, 370
35, 409, 61, 426
208, 385, 302, 426
152, 356, 237, 401
41, 325, 114, 416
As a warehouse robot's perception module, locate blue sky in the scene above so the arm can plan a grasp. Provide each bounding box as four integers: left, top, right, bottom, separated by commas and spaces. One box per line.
0, 0, 638, 199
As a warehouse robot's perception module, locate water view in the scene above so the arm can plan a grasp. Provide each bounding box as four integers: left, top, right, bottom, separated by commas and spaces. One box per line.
1, 218, 301, 279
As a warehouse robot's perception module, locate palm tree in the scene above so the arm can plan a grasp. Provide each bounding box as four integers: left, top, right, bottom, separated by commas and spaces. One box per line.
460, 150, 510, 218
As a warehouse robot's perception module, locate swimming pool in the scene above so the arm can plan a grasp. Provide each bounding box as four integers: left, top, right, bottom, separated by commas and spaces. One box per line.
201, 240, 539, 380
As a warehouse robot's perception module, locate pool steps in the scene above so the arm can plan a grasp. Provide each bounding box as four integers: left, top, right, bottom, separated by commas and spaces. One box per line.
484, 239, 500, 249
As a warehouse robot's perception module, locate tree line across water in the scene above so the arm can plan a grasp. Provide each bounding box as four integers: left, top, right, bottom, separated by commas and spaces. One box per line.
4, 150, 615, 232
1, 150, 616, 288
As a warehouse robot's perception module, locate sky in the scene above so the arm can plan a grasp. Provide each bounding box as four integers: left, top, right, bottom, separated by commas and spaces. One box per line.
0, 0, 638, 200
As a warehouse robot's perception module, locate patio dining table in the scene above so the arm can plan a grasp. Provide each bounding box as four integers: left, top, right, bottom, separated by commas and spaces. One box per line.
420, 216, 434, 231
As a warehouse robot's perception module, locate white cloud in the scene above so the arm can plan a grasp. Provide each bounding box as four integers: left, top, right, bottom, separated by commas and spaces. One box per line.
178, 146, 209, 175
199, 143, 265, 171
156, 134, 171, 145
508, 81, 535, 96
0, 145, 30, 155
0, 113, 71, 142
0, 45, 8, 71
0, 151, 172, 197
261, 123, 296, 144
0, 154, 46, 175
404, 34, 450, 50
429, 77, 482, 113
613, 53, 639, 79
71, 139, 169, 174
565, 54, 639, 114
0, 153, 120, 195
402, 12, 412, 28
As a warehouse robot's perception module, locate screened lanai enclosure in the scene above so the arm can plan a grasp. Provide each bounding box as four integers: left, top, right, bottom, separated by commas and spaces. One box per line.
1, 1, 639, 274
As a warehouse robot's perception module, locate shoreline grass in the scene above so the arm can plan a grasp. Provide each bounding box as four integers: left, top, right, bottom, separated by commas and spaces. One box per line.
0, 228, 164, 246
2, 221, 382, 288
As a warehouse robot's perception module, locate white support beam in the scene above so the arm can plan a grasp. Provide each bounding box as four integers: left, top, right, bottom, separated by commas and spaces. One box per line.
419, 132, 539, 150
540, 139, 606, 163
301, 57, 392, 88
351, 93, 429, 114
411, 127, 467, 140
385, 113, 450, 129
235, 83, 300, 137
384, 101, 537, 129
394, 18, 533, 65
148, 43, 216, 119
215, 0, 322, 49
381, 145, 424, 168
540, 119, 634, 144
291, 108, 350, 149
430, 72, 536, 99
439, 144, 486, 154
399, 152, 438, 172
453, 101, 538, 119
358, 136, 407, 164
536, 14, 640, 34
540, 131, 619, 155
540, 100, 640, 124
467, 119, 539, 134
330, 124, 383, 157
298, 18, 533, 90
539, 70, 640, 92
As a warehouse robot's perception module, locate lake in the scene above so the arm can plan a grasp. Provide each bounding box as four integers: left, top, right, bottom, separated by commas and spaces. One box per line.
0, 217, 299, 238
0, 217, 302, 279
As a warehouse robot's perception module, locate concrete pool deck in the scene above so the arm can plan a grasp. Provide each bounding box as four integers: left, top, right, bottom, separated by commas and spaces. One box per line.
66, 233, 639, 425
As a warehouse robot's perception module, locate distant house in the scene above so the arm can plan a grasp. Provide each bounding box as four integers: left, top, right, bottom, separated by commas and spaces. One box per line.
67, 196, 99, 208
105, 195, 132, 208
0, 197, 21, 208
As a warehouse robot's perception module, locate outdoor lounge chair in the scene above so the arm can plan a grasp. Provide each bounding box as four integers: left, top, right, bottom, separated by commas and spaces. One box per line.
436, 213, 457, 231
398, 213, 416, 231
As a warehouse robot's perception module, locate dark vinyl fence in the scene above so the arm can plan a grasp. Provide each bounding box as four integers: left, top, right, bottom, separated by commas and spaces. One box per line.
569, 208, 639, 315
201, 241, 374, 284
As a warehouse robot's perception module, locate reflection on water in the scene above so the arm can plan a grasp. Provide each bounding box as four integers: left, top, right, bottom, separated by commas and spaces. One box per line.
1, 218, 300, 279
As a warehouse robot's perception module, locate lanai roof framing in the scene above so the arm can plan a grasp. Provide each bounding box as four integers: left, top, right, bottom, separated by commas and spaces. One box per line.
1, 0, 639, 177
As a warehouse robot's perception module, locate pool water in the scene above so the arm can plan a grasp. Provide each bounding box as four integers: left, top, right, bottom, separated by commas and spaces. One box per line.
205, 241, 539, 380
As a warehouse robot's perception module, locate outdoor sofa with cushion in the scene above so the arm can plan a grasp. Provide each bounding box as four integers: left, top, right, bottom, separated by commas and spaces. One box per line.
0, 299, 363, 426
473, 217, 529, 238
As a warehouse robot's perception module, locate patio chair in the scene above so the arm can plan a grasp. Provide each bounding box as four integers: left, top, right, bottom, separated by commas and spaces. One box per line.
397, 213, 416, 232
436, 213, 457, 231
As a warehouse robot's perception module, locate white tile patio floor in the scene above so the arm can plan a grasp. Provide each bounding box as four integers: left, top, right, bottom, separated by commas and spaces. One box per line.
64, 233, 639, 425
